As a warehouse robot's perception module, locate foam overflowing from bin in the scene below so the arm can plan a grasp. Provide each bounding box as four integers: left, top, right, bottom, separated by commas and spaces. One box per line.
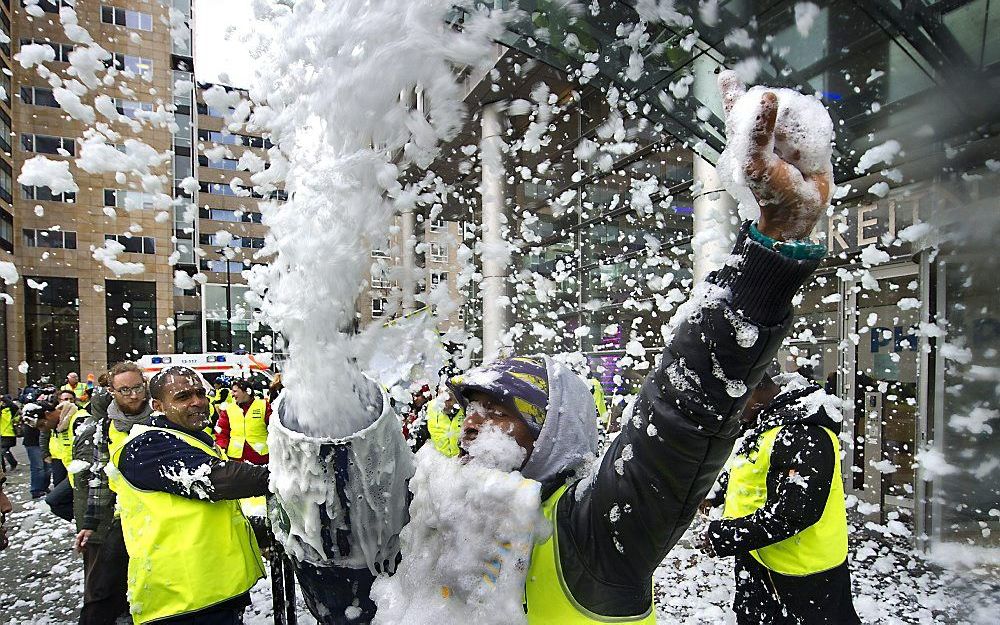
268, 384, 415, 574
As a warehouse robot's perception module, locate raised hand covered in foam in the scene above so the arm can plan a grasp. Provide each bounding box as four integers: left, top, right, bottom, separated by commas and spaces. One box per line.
716, 70, 834, 241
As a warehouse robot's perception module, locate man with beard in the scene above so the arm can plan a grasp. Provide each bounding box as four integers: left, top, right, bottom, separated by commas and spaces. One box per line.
72, 363, 151, 625
281, 80, 834, 623
110, 367, 269, 624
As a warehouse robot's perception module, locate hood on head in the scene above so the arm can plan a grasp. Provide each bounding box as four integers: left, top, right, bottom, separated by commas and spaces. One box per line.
450, 355, 598, 488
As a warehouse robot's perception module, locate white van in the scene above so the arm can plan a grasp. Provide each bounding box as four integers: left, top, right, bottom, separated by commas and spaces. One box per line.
137, 352, 274, 388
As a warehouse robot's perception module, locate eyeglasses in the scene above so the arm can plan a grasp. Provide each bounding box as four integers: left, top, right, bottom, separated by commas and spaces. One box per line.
113, 384, 147, 397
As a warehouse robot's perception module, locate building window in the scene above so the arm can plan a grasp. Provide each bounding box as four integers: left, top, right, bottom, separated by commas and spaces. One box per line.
104, 189, 155, 211
100, 5, 153, 31
371, 297, 387, 318
202, 182, 240, 197
371, 270, 392, 289
371, 248, 390, 259
429, 219, 447, 233
0, 110, 10, 153
197, 155, 240, 171
112, 98, 154, 119
1, 13, 10, 56
200, 233, 265, 249
24, 275, 79, 383
174, 310, 203, 353
200, 259, 245, 273
20, 86, 59, 108
104, 234, 155, 254
197, 129, 267, 148
0, 161, 11, 204
0, 210, 13, 253
22, 185, 75, 203
23, 228, 76, 249
20, 39, 73, 63
196, 102, 236, 118
429, 242, 448, 263
23, 0, 72, 13
105, 280, 157, 363
21, 133, 75, 156
430, 271, 448, 286
201, 208, 262, 224
109, 53, 154, 81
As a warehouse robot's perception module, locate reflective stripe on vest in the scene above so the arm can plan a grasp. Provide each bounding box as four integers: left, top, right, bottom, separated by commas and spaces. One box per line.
224, 398, 269, 459
524, 485, 657, 624
0, 407, 14, 437
109, 424, 265, 624
426, 403, 462, 458
722, 425, 848, 576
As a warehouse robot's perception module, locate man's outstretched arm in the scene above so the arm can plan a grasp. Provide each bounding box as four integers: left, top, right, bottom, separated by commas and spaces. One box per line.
557, 77, 833, 616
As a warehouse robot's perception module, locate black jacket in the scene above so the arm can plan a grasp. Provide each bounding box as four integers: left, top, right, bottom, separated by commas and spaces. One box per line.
704, 383, 861, 625
554, 224, 820, 617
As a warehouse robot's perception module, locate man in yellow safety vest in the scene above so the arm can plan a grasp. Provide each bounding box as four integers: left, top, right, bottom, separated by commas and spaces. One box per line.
215, 379, 271, 465
702, 373, 860, 624
111, 366, 269, 624
61, 371, 88, 402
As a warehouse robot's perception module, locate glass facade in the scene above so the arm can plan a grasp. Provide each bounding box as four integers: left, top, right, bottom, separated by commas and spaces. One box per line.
23, 276, 79, 383
105, 280, 157, 364
437, 0, 999, 556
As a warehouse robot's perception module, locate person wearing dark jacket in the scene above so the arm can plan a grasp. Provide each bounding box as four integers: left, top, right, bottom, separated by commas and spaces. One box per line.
704, 374, 860, 625
276, 74, 834, 623
111, 366, 268, 625
72, 364, 152, 625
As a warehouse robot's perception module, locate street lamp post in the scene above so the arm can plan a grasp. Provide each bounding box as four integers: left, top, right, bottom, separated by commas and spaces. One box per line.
216, 248, 234, 352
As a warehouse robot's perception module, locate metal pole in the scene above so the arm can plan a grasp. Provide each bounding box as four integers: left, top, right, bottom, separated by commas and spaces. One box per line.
218, 248, 234, 352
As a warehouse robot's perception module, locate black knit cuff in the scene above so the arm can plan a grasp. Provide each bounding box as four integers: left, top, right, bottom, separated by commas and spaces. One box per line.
707, 519, 741, 558
709, 222, 821, 327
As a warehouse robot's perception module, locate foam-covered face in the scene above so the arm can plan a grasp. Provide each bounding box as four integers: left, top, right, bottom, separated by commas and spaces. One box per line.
153, 374, 211, 432
459, 391, 537, 468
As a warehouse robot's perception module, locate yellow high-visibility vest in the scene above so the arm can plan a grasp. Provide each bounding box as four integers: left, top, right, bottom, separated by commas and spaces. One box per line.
222, 398, 269, 460
426, 401, 463, 458
0, 407, 14, 437
109, 424, 265, 624
524, 485, 657, 624
49, 409, 87, 485
723, 425, 848, 576
61, 383, 88, 401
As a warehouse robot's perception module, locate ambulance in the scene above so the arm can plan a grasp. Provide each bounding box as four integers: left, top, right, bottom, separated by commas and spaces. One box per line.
137, 352, 274, 389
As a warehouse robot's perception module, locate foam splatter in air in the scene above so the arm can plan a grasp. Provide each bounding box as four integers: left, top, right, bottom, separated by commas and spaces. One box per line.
243, 0, 509, 437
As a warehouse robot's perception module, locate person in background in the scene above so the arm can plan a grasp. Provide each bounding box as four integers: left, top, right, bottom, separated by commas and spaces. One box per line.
0, 467, 12, 551
0, 395, 17, 472
701, 373, 859, 625
74, 363, 151, 625
111, 366, 268, 624
45, 395, 89, 522
215, 379, 271, 465
46, 389, 80, 488
62, 372, 88, 402
268, 373, 283, 403
588, 377, 608, 427
19, 386, 55, 498
423, 386, 464, 457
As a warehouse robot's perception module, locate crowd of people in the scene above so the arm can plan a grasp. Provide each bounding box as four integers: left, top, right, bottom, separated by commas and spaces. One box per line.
0, 81, 863, 625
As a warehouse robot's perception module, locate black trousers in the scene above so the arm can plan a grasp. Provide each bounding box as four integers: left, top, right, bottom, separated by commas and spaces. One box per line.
80, 521, 129, 625
45, 473, 74, 522
733, 552, 861, 625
